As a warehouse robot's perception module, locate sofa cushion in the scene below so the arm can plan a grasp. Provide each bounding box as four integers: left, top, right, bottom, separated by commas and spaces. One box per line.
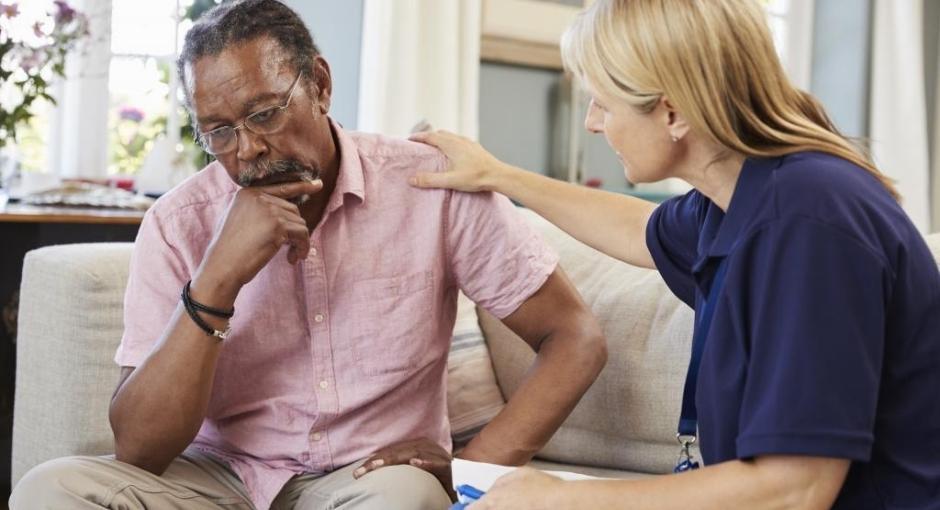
927, 233, 940, 265
12, 243, 132, 485
447, 291, 506, 447
483, 209, 697, 474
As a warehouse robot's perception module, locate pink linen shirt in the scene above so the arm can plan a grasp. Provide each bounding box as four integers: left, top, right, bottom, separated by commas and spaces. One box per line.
114, 120, 558, 510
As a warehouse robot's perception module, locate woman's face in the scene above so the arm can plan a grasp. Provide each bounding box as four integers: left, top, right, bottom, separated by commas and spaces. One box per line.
583, 85, 678, 184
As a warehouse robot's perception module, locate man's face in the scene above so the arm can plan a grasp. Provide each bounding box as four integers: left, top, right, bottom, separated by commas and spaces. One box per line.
186, 37, 333, 191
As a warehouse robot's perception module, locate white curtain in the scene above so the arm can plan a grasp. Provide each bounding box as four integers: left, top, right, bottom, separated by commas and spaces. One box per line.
870, 0, 931, 232
932, 33, 940, 233
48, 0, 112, 178
357, 0, 481, 139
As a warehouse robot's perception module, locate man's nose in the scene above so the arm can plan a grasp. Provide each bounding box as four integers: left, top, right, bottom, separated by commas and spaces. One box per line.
235, 127, 268, 163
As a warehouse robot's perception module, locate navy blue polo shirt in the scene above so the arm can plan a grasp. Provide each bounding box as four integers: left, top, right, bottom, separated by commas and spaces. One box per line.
646, 152, 940, 509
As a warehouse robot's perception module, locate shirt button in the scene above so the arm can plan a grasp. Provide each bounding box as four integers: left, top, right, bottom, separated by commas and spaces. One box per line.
314, 314, 325, 323
310, 247, 318, 257
319, 380, 329, 389
311, 432, 322, 442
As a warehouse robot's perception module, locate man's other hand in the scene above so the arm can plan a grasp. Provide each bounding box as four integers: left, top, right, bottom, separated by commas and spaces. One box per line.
352, 438, 457, 502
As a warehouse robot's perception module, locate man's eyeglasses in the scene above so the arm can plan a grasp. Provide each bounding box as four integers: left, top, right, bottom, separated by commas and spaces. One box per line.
197, 71, 304, 155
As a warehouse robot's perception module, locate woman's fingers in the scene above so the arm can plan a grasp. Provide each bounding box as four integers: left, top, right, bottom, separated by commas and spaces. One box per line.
409, 171, 459, 189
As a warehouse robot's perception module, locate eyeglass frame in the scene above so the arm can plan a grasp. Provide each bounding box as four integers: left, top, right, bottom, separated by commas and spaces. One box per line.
196, 70, 305, 155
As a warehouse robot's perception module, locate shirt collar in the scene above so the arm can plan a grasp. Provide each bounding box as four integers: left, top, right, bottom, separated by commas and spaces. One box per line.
327, 117, 365, 210
695, 156, 782, 265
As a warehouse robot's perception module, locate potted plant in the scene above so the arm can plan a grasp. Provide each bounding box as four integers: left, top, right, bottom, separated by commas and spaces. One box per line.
0, 1, 89, 184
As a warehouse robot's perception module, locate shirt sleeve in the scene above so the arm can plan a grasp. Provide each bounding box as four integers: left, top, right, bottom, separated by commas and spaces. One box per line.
732, 218, 888, 462
114, 209, 190, 367
445, 190, 559, 319
645, 190, 706, 307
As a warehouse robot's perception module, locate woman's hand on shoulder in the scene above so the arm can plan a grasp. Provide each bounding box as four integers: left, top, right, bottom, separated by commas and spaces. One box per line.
409, 130, 508, 193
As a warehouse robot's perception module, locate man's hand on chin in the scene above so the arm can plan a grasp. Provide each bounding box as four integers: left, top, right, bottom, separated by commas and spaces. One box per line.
352, 438, 457, 502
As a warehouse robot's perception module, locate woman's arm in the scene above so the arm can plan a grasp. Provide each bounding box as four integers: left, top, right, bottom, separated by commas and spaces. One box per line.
473, 455, 850, 510
410, 131, 658, 269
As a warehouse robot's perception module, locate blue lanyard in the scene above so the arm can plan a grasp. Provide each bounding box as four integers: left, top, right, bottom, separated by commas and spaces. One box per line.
674, 257, 730, 473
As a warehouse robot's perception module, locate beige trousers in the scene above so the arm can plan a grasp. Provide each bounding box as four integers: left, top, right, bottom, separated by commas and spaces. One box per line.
8, 449, 451, 510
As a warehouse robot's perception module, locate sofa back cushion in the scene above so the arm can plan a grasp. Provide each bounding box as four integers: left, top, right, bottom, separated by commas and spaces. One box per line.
482, 209, 697, 474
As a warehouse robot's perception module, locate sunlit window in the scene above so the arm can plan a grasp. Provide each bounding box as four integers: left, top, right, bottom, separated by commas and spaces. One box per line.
107, 0, 195, 175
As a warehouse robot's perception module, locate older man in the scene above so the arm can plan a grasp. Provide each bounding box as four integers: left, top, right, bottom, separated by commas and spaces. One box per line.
9, 1, 606, 509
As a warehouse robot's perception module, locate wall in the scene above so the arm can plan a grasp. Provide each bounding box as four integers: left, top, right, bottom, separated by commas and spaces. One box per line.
478, 62, 625, 189
926, 0, 940, 230
284, 0, 364, 129
810, 0, 873, 138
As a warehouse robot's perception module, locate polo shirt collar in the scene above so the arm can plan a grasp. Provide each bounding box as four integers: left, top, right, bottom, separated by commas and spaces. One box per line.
694, 156, 781, 269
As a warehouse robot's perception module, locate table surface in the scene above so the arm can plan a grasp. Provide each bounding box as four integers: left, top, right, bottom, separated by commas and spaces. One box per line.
0, 201, 146, 225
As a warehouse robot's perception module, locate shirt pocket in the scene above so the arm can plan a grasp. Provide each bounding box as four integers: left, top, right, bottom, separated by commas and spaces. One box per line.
348, 271, 435, 376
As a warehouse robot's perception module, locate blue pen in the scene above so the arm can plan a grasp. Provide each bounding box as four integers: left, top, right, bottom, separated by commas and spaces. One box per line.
449, 484, 486, 510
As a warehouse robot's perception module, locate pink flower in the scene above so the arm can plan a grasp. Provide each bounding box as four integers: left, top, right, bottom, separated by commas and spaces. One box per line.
53, 0, 76, 24
119, 106, 145, 123
0, 3, 18, 18
18, 50, 46, 72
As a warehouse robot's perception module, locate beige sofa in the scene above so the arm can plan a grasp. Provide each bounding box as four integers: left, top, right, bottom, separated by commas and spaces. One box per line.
11, 208, 940, 488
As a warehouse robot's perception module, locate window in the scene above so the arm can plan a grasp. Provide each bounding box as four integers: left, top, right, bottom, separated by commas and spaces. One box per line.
108, 0, 197, 175
14, 0, 210, 178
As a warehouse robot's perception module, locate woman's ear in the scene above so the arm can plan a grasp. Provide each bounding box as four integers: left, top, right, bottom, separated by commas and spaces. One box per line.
661, 96, 690, 142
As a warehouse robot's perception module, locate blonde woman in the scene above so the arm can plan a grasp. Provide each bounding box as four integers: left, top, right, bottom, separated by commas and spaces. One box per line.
410, 0, 940, 508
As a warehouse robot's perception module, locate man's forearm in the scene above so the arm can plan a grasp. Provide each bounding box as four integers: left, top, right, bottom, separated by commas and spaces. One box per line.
460, 323, 607, 465
109, 278, 235, 474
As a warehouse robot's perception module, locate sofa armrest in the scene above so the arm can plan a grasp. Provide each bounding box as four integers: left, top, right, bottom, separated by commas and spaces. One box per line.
11, 243, 133, 487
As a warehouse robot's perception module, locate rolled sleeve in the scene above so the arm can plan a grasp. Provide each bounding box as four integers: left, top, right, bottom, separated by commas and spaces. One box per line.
114, 209, 190, 367
445, 191, 559, 319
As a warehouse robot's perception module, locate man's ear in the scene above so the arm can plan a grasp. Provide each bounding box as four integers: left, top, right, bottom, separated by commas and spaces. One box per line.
311, 55, 332, 114
661, 96, 690, 142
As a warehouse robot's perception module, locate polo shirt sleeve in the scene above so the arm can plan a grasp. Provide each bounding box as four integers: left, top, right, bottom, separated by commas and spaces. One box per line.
645, 191, 706, 307
445, 190, 559, 319
732, 218, 888, 462
114, 209, 190, 367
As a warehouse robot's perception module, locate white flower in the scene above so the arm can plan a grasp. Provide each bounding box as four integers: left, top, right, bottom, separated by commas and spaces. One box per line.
0, 51, 16, 73
0, 77, 25, 113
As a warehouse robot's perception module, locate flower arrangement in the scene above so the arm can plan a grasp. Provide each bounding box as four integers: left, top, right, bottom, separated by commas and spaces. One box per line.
0, 1, 89, 148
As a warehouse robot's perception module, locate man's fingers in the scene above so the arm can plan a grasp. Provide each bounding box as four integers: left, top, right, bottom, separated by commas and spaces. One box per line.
351, 447, 425, 478
282, 221, 310, 263
260, 193, 303, 217
353, 455, 389, 478
409, 456, 449, 474
259, 178, 323, 200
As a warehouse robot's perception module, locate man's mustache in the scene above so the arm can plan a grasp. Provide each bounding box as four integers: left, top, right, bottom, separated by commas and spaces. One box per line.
237, 159, 319, 187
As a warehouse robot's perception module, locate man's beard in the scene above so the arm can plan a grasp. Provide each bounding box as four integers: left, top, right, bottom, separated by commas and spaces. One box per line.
238, 159, 320, 205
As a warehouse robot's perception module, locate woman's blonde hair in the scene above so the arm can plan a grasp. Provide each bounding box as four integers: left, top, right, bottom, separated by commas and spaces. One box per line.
561, 0, 899, 200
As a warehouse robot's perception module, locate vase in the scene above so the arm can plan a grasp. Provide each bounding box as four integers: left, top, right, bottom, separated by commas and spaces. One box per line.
0, 145, 21, 201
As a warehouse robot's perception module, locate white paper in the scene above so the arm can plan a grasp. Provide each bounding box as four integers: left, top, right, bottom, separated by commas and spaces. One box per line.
451, 459, 598, 492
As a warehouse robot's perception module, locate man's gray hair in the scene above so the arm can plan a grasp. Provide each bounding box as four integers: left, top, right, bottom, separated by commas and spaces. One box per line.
177, 0, 321, 107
